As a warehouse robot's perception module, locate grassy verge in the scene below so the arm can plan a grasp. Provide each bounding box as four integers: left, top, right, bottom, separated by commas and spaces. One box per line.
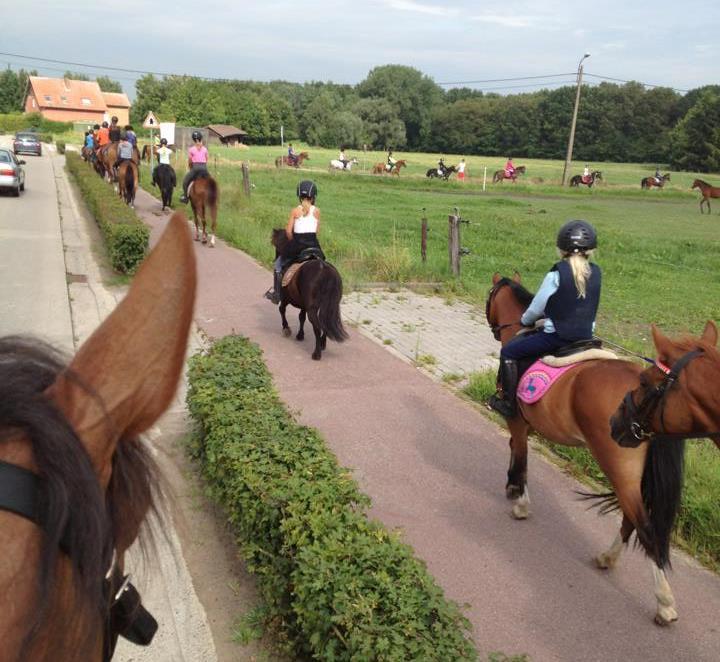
186, 335, 481, 660
463, 369, 720, 571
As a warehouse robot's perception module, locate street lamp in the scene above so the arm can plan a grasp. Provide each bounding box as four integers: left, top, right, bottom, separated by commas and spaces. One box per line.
561, 52, 591, 186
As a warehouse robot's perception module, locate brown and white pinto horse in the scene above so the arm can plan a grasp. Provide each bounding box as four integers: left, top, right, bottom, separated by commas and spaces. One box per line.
0, 213, 196, 661
486, 272, 698, 625
691, 179, 720, 214
641, 173, 671, 189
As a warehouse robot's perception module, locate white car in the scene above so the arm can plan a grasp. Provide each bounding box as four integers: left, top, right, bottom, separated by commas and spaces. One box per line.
0, 148, 26, 197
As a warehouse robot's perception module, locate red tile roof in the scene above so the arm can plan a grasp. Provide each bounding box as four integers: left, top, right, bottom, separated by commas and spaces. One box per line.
102, 92, 131, 108
27, 77, 128, 112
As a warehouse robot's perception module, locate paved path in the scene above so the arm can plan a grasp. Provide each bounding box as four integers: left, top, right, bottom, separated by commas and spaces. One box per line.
134, 187, 720, 662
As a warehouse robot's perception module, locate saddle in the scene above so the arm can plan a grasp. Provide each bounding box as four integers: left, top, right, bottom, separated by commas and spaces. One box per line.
582, 175, 592, 184
281, 249, 324, 287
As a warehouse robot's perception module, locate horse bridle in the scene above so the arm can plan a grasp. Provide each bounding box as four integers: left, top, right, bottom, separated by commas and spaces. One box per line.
617, 349, 720, 444
0, 460, 157, 661
485, 281, 524, 341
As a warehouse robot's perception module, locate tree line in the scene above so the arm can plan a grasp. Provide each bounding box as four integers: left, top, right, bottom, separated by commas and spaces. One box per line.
1, 64, 719, 171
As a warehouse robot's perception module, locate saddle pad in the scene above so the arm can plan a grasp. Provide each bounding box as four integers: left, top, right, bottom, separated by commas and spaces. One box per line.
541, 348, 618, 367
517, 360, 579, 404
282, 262, 303, 287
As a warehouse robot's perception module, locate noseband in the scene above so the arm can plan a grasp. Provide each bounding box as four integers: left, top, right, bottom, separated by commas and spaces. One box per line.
485, 281, 523, 341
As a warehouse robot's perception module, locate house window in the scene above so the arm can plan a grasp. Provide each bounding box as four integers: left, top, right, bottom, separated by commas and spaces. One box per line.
81, 98, 91, 106
44, 95, 52, 101
61, 95, 68, 104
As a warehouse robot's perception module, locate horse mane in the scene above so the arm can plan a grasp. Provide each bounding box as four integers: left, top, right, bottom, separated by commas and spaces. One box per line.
271, 228, 288, 251
495, 277, 535, 308
0, 336, 159, 655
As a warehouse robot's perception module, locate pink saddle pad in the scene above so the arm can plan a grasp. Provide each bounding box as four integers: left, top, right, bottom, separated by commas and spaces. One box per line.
517, 360, 579, 404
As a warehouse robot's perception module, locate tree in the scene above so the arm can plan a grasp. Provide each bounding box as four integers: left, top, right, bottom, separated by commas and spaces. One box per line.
353, 98, 406, 148
64, 71, 90, 81
670, 91, 720, 172
133, 75, 172, 124
357, 65, 443, 148
0, 69, 21, 113
96, 76, 123, 93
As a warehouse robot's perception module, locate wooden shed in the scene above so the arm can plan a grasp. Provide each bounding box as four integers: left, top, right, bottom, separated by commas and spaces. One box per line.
206, 124, 248, 146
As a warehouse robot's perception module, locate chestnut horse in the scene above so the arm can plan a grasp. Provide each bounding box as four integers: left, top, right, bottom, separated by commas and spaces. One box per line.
492, 165, 526, 183
275, 152, 310, 168
188, 175, 219, 247
271, 229, 348, 360
691, 179, 720, 214
486, 272, 695, 625
371, 159, 407, 175
0, 213, 196, 661
117, 160, 138, 207
641, 173, 671, 189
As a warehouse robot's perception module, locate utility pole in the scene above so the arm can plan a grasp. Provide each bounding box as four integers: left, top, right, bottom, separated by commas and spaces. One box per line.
561, 53, 590, 187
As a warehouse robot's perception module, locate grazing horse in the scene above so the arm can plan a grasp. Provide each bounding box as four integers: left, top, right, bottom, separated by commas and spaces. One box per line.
329, 157, 359, 171
271, 229, 348, 360
275, 151, 310, 168
0, 213, 195, 662
485, 272, 695, 625
569, 170, 603, 188
188, 174, 219, 246
152, 164, 176, 211
641, 173, 671, 189
426, 165, 457, 180
117, 160, 138, 207
493, 165, 526, 183
372, 159, 407, 176
691, 179, 720, 214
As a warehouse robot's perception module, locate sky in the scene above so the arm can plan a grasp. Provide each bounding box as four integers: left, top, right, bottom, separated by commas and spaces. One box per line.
3, 0, 718, 98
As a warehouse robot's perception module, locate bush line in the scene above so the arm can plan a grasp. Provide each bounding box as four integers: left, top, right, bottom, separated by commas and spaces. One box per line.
0, 112, 73, 135
65, 152, 148, 273
186, 335, 477, 660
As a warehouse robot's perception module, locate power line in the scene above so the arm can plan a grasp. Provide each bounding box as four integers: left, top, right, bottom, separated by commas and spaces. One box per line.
2, 60, 140, 84
438, 73, 574, 85
584, 73, 689, 94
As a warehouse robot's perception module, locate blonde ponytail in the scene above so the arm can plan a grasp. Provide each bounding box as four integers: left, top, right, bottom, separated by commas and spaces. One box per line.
566, 250, 593, 298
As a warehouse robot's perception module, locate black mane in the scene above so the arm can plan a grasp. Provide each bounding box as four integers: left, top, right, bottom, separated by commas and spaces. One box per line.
495, 277, 535, 308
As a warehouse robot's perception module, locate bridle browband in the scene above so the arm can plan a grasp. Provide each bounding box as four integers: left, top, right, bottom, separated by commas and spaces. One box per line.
0, 460, 157, 661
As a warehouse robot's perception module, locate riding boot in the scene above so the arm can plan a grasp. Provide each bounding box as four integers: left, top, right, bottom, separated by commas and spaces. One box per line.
264, 271, 282, 304
488, 359, 519, 418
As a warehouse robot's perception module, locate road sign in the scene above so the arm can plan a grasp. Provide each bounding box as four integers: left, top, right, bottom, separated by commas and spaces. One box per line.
142, 112, 159, 129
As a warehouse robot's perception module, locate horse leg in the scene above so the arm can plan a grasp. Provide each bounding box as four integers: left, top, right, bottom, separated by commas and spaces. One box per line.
596, 515, 634, 569
320, 332, 327, 350
191, 203, 200, 241
308, 310, 322, 360
652, 562, 678, 625
296, 310, 306, 341
279, 302, 291, 337
506, 417, 531, 519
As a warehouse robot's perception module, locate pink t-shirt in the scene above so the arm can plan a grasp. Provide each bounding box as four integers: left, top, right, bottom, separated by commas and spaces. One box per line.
189, 145, 208, 164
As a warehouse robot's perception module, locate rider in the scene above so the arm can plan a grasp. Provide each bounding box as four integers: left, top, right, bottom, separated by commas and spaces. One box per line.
488, 220, 601, 418
339, 146, 349, 169
654, 166, 662, 184
504, 157, 515, 178
153, 138, 176, 186
287, 143, 298, 166
387, 149, 397, 172
124, 124, 137, 148
113, 131, 135, 173
265, 180, 324, 304
84, 130, 94, 152
97, 121, 110, 148
583, 164, 591, 183
438, 158, 446, 177
108, 116, 121, 143
179, 131, 209, 204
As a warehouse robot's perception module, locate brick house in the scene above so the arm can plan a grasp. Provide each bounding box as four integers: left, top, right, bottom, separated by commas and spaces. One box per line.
24, 76, 131, 124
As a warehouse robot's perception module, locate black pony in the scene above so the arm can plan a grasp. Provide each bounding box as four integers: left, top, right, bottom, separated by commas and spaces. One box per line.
569, 170, 603, 188
152, 164, 176, 211
270, 229, 348, 360
426, 164, 457, 180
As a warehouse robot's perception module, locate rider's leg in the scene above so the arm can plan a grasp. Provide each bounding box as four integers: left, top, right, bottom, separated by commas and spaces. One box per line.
265, 255, 284, 303
180, 168, 195, 203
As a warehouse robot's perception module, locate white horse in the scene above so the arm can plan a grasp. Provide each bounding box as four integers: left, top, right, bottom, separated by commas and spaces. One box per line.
329, 157, 359, 172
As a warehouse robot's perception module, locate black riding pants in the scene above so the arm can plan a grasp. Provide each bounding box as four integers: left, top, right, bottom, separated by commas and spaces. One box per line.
183, 164, 209, 195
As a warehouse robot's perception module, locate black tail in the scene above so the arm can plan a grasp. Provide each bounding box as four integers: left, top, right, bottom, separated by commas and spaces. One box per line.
124, 164, 135, 204
637, 439, 686, 568
315, 263, 348, 343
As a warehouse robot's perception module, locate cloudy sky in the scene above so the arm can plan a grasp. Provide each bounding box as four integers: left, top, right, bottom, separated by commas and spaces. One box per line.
3, 1, 718, 97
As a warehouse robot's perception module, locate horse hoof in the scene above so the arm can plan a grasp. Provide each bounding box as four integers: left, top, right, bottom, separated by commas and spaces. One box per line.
312, 352, 321, 360
296, 333, 304, 341
511, 503, 529, 520
282, 328, 291, 337
210, 236, 215, 247
594, 553, 616, 570
655, 607, 678, 626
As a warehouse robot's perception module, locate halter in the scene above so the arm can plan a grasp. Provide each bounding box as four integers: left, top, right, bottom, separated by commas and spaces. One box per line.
0, 460, 157, 661
616, 349, 720, 444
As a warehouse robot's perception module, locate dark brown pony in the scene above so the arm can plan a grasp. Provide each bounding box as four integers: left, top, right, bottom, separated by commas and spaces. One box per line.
372, 159, 407, 175
492, 165, 526, 183
275, 151, 310, 168
641, 173, 671, 189
486, 272, 695, 625
188, 175, 219, 247
117, 160, 138, 207
691, 179, 720, 213
271, 229, 348, 360
569, 170, 602, 187
0, 213, 196, 661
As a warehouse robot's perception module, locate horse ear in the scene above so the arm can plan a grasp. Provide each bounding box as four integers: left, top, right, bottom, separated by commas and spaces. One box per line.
492, 272, 501, 285
46, 212, 196, 486
701, 320, 718, 346
651, 324, 674, 362
512, 271, 522, 283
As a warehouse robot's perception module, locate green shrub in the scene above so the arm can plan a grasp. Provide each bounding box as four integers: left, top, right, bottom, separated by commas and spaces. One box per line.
187, 335, 477, 660
65, 153, 148, 273
0, 112, 73, 135
55, 141, 66, 154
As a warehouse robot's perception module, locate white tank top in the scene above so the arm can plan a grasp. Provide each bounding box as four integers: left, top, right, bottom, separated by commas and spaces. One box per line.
293, 205, 318, 233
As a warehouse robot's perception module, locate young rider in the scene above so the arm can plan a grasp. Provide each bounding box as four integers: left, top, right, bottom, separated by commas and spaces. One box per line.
97, 121, 110, 148
488, 220, 601, 418
287, 143, 298, 166
438, 157, 446, 177
113, 131, 135, 173
124, 125, 137, 148
265, 180, 324, 304
387, 149, 397, 172
583, 163, 591, 183
153, 138, 176, 187
108, 116, 121, 143
339, 147, 349, 169
504, 157, 515, 178
654, 166, 662, 184
179, 131, 209, 203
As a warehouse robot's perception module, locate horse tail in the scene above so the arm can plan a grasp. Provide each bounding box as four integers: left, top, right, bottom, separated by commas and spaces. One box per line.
123, 164, 135, 203
315, 263, 348, 343
206, 177, 219, 223
637, 439, 686, 568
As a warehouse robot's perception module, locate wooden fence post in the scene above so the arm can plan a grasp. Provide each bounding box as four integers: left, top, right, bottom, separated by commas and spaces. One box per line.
421, 209, 428, 262
448, 213, 460, 276
241, 161, 251, 197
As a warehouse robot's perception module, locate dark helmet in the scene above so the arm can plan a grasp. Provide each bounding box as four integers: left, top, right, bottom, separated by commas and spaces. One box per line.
557, 220, 597, 253
160, 137, 168, 146
111, 115, 118, 123
191, 130, 202, 142
93, 124, 100, 130
102, 121, 108, 128
297, 180, 317, 201
120, 130, 127, 140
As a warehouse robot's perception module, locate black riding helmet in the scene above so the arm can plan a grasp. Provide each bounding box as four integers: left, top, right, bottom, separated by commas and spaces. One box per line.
160, 138, 168, 145
557, 220, 597, 253
191, 130, 202, 142
297, 180, 317, 201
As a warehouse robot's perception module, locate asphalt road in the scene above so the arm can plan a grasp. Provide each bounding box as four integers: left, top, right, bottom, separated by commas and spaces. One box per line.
0, 138, 73, 350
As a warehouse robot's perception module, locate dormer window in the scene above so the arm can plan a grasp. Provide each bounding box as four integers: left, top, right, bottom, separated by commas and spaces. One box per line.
81, 98, 91, 106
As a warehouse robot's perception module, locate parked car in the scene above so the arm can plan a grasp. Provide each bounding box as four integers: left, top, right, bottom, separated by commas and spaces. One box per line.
13, 131, 42, 156
0, 148, 26, 196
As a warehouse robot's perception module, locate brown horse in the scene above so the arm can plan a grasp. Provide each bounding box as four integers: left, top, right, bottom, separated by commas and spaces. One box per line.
372, 159, 407, 176
0, 213, 195, 661
486, 272, 695, 625
691, 179, 720, 213
97, 143, 141, 184
188, 175, 219, 246
271, 229, 348, 360
117, 160, 138, 207
569, 170, 602, 187
492, 165, 526, 183
641, 173, 671, 189
275, 151, 310, 168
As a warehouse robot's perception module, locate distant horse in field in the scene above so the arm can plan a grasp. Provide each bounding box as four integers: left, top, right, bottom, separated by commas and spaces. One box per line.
118, 160, 139, 207
271, 228, 348, 360
493, 165, 526, 183
641, 173, 671, 189
372, 159, 407, 176
569, 170, 602, 188
275, 152, 310, 168
486, 272, 702, 625
152, 164, 176, 211
426, 164, 457, 180
188, 175, 219, 246
141, 145, 155, 162
329, 157, 359, 172
691, 179, 720, 213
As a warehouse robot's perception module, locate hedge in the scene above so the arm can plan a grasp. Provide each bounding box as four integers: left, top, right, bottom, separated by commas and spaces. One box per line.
0, 112, 73, 135
65, 153, 148, 273
186, 335, 477, 660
